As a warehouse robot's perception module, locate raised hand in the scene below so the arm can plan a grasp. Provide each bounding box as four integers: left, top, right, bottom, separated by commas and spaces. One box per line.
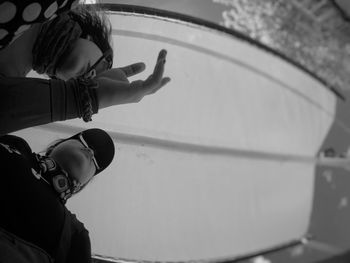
130, 49, 170, 96
96, 49, 170, 108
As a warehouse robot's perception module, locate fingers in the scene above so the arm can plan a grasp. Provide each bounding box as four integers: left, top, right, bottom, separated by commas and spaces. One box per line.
130, 80, 143, 89
153, 59, 165, 81
119, 62, 146, 77
141, 49, 170, 92
157, 49, 167, 62
151, 49, 167, 82
161, 77, 171, 86
142, 76, 171, 96
128, 49, 170, 101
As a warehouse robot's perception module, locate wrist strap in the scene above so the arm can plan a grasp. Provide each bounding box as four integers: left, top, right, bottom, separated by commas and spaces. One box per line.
76, 77, 98, 122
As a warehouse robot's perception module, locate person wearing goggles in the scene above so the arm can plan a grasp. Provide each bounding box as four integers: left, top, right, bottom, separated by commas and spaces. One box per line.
0, 128, 115, 262
44, 128, 114, 201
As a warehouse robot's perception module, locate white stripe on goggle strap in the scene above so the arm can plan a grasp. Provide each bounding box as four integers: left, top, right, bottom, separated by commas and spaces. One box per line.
79, 134, 101, 171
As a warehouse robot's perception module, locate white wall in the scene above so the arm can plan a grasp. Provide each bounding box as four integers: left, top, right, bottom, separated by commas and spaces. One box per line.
18, 12, 336, 261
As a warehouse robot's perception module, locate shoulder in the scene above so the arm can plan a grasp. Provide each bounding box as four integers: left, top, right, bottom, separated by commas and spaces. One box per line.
65, 209, 88, 234
0, 135, 32, 156
0, 0, 79, 50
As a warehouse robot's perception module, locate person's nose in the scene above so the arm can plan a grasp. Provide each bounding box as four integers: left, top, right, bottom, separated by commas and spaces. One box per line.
83, 147, 94, 158
87, 147, 94, 156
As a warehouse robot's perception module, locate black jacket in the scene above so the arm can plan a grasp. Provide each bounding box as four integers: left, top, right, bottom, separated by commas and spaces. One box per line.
0, 135, 91, 263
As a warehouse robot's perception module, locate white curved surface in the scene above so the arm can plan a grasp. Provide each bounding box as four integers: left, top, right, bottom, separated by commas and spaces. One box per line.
19, 12, 336, 261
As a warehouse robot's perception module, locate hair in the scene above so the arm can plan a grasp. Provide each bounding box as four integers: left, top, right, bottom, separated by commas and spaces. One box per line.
54, 5, 113, 73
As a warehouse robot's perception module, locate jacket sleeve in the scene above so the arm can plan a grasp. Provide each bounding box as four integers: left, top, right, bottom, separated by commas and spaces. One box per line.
0, 135, 32, 154
0, 76, 98, 135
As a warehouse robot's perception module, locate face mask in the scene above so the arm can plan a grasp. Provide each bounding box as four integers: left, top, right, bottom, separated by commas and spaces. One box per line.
34, 155, 81, 204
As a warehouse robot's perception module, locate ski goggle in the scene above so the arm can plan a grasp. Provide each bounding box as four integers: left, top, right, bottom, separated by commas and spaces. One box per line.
82, 49, 113, 79
77, 133, 101, 171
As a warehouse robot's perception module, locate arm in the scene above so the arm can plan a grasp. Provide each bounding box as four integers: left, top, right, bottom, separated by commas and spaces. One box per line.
0, 135, 32, 154
0, 77, 97, 135
0, 49, 170, 135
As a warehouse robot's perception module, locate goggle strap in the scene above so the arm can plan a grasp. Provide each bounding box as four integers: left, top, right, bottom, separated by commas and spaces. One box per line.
79, 134, 101, 171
